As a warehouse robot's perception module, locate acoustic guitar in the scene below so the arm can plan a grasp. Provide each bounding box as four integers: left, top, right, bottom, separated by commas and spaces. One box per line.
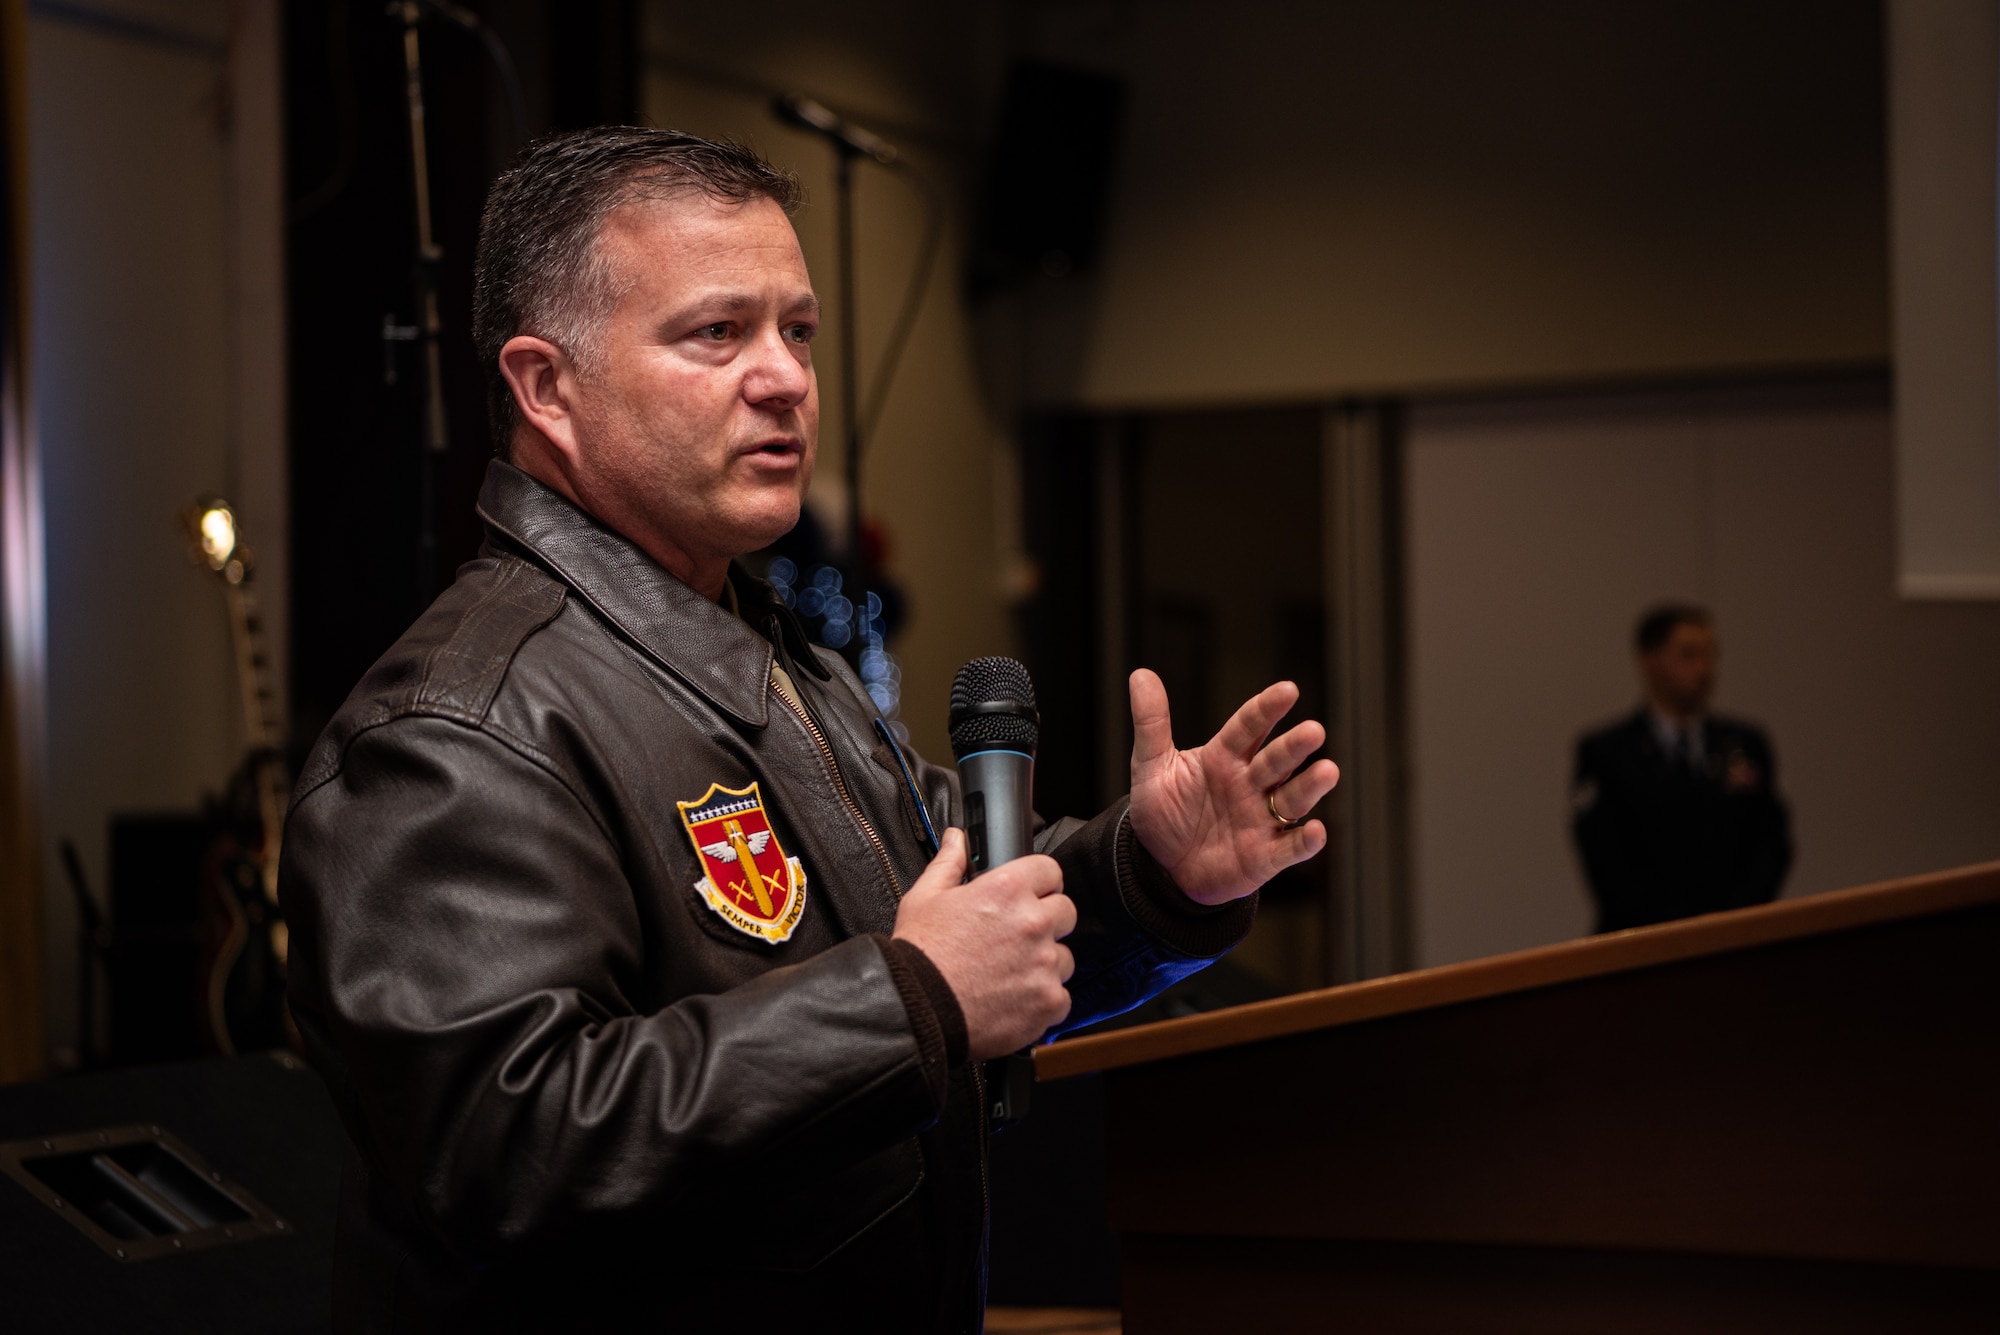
182, 497, 294, 1054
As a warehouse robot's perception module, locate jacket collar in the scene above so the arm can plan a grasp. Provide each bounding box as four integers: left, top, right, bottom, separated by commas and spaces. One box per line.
476, 460, 773, 727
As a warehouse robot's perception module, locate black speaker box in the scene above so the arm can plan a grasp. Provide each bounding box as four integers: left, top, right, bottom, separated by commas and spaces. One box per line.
972, 60, 1126, 292
0, 1053, 342, 1334
107, 814, 213, 1065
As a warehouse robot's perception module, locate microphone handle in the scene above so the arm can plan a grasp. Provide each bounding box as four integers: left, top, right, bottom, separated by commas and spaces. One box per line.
958, 747, 1039, 1131
958, 750, 1035, 874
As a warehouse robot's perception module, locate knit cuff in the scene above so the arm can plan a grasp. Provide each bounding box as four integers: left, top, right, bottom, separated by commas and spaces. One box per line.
1116, 810, 1259, 958
874, 934, 970, 1109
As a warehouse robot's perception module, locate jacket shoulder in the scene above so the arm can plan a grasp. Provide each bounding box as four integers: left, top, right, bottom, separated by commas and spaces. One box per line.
294, 555, 567, 798
1576, 710, 1647, 760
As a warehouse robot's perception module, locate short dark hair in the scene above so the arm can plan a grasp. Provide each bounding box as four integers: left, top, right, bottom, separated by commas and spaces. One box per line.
1635, 602, 1712, 654
471, 127, 803, 455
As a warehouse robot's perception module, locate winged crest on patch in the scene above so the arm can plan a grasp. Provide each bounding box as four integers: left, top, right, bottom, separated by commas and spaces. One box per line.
677, 782, 807, 944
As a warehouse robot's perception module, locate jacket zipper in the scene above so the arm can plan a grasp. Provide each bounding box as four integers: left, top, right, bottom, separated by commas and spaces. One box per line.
972, 1057, 990, 1245
774, 684, 901, 894
777, 671, 982, 1328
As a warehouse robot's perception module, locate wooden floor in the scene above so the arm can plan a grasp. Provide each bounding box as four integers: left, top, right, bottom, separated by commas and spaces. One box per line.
985, 1308, 1121, 1334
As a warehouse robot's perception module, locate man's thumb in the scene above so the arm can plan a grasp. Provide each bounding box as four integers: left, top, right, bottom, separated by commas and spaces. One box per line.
1129, 668, 1174, 769
914, 826, 968, 893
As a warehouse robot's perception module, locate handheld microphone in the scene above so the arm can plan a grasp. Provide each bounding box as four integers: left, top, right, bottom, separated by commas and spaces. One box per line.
948, 657, 1038, 875
949, 657, 1041, 1129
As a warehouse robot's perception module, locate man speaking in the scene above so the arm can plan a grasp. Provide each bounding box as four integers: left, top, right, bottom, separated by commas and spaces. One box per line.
280, 128, 1337, 1333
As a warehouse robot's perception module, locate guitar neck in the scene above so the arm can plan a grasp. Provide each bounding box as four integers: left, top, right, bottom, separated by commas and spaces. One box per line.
223, 580, 287, 889
223, 581, 281, 755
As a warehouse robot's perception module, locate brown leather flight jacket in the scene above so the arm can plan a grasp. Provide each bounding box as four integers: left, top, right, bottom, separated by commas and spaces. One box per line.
280, 463, 1254, 1334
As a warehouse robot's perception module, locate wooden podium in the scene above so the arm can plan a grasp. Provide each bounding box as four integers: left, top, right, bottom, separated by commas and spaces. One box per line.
1034, 863, 2000, 1333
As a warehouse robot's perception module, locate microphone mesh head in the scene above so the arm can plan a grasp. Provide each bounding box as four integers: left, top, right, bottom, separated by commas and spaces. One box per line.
949, 656, 1039, 757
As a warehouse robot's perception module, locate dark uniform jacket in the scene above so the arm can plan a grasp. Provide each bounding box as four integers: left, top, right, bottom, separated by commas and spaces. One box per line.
1571, 708, 1791, 933
279, 462, 1253, 1334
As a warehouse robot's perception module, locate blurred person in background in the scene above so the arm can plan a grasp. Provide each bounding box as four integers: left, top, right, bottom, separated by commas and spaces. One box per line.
1571, 603, 1791, 932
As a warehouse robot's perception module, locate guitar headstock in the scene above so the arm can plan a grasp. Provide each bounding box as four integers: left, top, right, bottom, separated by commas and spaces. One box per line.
182, 495, 255, 585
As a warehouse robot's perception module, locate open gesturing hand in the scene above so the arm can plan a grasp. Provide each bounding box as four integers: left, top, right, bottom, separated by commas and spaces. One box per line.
1125, 669, 1339, 907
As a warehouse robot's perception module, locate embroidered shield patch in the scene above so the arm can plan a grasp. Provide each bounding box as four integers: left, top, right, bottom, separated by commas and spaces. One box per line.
677, 782, 807, 944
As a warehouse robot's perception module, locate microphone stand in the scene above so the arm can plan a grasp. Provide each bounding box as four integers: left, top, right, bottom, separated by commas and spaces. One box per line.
775, 93, 902, 666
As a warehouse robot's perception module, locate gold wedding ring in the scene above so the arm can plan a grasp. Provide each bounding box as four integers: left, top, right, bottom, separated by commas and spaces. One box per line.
1267, 790, 1306, 830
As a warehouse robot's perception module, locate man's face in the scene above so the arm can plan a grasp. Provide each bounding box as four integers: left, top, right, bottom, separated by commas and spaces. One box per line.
560, 193, 819, 577
1640, 621, 1718, 717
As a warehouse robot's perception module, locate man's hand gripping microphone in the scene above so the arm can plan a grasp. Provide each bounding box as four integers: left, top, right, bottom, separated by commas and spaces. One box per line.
949, 657, 1047, 1128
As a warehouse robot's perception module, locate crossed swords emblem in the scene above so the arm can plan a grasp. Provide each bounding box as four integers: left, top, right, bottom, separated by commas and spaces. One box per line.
699, 818, 778, 917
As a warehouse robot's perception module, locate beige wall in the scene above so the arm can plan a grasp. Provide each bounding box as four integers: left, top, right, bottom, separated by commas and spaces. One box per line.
1015, 0, 1889, 410
642, 2, 1017, 763
1407, 382, 2000, 968
30, 0, 284, 1063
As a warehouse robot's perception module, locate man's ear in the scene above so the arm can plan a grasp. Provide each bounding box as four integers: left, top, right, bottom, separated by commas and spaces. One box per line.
498, 334, 582, 472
